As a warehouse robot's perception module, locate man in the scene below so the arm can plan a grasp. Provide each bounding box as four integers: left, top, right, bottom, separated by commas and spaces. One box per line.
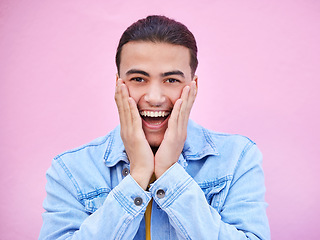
39, 15, 270, 239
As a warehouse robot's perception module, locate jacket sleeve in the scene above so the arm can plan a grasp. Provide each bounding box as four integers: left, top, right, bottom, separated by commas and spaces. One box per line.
39, 157, 151, 240
149, 143, 270, 240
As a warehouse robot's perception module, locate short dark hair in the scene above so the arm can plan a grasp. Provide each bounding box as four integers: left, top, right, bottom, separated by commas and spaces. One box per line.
116, 15, 198, 76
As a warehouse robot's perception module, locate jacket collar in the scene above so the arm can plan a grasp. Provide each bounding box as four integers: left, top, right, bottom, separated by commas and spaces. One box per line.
103, 120, 219, 167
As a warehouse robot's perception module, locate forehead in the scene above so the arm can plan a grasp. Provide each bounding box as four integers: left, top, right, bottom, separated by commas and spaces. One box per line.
119, 41, 192, 76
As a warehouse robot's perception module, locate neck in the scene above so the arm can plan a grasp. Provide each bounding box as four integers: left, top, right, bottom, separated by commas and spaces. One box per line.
151, 146, 158, 155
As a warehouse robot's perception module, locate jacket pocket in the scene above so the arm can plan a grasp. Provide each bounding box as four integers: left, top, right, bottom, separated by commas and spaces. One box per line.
198, 176, 231, 212
81, 189, 110, 214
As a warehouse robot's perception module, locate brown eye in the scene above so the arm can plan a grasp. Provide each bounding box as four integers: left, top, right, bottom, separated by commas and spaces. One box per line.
131, 77, 144, 82
166, 78, 179, 83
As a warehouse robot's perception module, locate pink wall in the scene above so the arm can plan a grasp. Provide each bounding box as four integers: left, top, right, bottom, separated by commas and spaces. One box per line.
1, 0, 319, 239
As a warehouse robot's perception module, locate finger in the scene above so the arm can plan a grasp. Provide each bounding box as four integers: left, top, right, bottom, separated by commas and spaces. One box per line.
178, 85, 190, 115
177, 85, 191, 130
167, 98, 183, 129
185, 81, 197, 115
116, 79, 133, 130
176, 81, 197, 132
120, 83, 133, 127
128, 97, 142, 128
115, 80, 127, 127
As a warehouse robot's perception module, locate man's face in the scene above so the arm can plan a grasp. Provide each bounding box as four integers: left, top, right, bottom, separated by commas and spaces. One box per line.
118, 41, 197, 147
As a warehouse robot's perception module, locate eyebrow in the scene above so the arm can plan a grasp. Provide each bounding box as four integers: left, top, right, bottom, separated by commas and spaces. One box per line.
126, 69, 150, 77
162, 71, 185, 78
126, 69, 185, 78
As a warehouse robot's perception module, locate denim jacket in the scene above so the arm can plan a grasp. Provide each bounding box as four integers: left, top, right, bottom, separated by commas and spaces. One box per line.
39, 120, 270, 240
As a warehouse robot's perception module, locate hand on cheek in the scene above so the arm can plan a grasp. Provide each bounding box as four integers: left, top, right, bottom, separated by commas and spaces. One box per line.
114, 79, 154, 190
154, 81, 197, 178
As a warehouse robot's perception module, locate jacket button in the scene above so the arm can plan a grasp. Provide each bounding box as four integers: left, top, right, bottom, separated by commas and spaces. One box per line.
156, 189, 165, 199
122, 168, 129, 176
134, 197, 143, 206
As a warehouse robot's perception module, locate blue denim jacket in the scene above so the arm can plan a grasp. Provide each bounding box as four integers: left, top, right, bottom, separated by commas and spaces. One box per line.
39, 120, 270, 240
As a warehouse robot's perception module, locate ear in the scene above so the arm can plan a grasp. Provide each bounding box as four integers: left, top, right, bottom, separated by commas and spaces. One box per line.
193, 75, 198, 88
192, 75, 198, 97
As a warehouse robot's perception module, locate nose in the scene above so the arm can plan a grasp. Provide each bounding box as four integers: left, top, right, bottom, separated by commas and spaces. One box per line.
144, 83, 165, 106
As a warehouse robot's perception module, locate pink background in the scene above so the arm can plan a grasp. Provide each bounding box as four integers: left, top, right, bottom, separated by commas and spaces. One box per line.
1, 0, 319, 239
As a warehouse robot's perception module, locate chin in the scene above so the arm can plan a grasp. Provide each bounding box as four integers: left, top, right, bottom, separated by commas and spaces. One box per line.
146, 134, 164, 148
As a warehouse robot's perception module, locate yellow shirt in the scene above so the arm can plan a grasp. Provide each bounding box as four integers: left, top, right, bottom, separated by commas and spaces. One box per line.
145, 174, 156, 240
145, 199, 153, 240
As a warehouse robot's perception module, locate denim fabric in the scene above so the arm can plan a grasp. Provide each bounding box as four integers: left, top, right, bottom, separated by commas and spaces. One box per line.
39, 120, 270, 240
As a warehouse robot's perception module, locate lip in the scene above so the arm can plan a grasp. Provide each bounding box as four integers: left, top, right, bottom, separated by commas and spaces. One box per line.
141, 113, 170, 130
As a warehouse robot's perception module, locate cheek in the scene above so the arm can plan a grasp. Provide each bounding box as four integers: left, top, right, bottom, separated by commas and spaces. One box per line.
126, 85, 143, 103
166, 86, 185, 103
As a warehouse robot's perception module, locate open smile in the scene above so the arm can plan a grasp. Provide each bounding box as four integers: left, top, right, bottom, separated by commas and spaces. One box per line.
139, 110, 171, 129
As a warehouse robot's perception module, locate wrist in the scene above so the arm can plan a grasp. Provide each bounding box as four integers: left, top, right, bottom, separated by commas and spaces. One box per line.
154, 164, 171, 179
131, 169, 153, 190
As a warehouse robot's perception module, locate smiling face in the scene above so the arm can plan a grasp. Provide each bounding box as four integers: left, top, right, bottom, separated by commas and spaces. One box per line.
117, 41, 197, 148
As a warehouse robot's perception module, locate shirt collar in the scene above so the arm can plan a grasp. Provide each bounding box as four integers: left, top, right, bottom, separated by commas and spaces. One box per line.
103, 125, 128, 167
182, 119, 219, 160
103, 120, 219, 167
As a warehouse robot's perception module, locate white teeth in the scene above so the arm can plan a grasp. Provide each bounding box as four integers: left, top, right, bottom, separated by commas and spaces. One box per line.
140, 111, 170, 117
